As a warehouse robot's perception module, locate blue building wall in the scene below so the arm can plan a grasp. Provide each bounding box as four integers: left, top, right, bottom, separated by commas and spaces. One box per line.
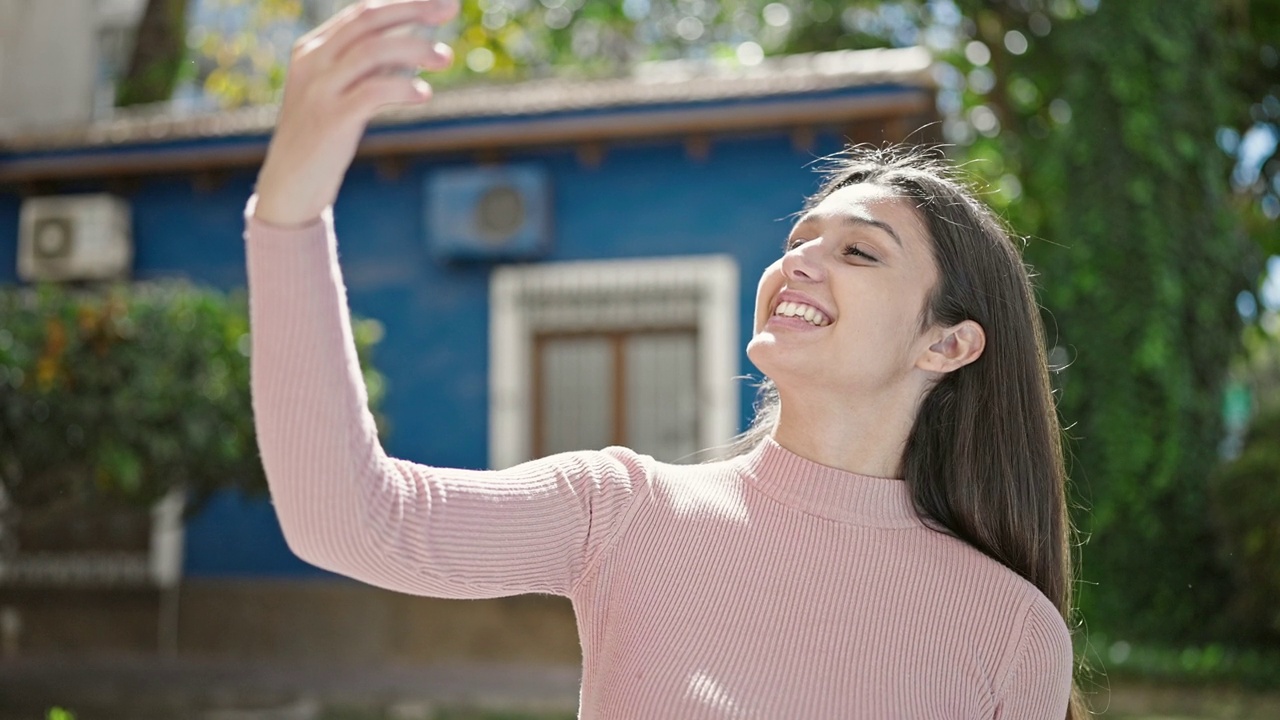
0, 127, 852, 577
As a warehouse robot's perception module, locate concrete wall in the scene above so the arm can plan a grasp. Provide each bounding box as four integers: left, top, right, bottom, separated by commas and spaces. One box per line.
0, 1, 102, 131
4, 581, 581, 664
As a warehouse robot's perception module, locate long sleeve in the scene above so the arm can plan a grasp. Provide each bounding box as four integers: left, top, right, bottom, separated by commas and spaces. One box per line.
243, 196, 649, 599
993, 592, 1074, 719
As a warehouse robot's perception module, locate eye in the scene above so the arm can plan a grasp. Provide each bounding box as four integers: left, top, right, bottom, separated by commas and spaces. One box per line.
844, 243, 879, 262
784, 237, 808, 252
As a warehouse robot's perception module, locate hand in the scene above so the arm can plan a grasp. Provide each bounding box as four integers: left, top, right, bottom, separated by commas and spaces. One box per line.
253, 0, 458, 227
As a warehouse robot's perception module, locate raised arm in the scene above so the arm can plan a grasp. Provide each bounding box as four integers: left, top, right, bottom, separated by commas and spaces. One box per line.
246, 0, 649, 599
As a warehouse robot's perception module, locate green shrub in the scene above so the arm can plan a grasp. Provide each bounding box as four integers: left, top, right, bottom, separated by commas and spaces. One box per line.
1084, 633, 1280, 690
0, 280, 385, 514
1210, 404, 1280, 643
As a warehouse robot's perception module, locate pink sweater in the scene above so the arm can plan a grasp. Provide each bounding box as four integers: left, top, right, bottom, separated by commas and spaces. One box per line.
244, 198, 1073, 719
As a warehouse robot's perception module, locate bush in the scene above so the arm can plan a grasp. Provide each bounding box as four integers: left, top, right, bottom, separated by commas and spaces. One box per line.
0, 280, 385, 514
1084, 633, 1280, 690
1210, 403, 1280, 644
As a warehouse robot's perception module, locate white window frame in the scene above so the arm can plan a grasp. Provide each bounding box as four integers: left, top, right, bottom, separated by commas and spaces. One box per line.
489, 256, 739, 469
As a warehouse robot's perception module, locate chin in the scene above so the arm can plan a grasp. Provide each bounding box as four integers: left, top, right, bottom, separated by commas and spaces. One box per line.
746, 333, 790, 376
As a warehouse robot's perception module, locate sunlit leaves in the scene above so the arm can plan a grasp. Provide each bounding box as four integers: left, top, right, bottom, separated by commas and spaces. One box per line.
185, 0, 309, 108
0, 282, 386, 512
184, 0, 939, 105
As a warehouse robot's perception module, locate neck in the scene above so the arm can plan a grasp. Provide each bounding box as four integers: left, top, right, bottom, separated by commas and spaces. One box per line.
770, 384, 921, 480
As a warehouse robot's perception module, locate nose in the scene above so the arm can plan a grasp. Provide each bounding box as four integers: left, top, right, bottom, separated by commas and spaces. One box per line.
781, 238, 825, 284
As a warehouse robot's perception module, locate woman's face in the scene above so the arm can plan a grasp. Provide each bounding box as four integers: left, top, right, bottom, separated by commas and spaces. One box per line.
747, 182, 941, 397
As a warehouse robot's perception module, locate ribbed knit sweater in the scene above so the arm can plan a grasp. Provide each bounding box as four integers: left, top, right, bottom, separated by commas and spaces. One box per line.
244, 197, 1074, 719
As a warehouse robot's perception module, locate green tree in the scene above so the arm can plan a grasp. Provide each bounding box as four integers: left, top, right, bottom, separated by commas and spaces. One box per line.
0, 282, 387, 513
1038, 1, 1248, 642
1220, 0, 1280, 262
942, 0, 1259, 642
185, 0, 303, 108
116, 0, 192, 107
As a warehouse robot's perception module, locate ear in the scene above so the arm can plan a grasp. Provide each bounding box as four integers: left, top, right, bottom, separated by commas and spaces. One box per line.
916, 320, 986, 374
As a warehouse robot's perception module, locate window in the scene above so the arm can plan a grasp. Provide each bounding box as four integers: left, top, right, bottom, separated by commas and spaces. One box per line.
490, 256, 738, 468
535, 329, 700, 461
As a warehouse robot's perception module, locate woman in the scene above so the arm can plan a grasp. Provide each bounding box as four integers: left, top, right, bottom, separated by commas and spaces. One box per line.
245, 0, 1082, 717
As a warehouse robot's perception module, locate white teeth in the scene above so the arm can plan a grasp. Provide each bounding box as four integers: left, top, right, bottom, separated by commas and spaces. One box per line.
773, 301, 829, 326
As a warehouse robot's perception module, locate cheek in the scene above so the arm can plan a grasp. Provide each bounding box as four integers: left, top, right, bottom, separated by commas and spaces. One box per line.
865, 294, 929, 357
837, 288, 920, 354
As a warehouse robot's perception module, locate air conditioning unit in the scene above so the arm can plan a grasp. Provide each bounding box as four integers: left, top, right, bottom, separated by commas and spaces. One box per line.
17, 194, 132, 282
426, 164, 552, 261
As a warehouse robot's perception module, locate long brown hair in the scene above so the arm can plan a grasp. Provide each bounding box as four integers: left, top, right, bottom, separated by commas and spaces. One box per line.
738, 145, 1084, 717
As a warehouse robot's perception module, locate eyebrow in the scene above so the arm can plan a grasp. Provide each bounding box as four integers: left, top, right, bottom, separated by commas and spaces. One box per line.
796, 212, 903, 248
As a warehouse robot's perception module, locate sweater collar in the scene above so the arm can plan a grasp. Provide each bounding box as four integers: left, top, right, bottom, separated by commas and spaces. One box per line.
737, 436, 921, 528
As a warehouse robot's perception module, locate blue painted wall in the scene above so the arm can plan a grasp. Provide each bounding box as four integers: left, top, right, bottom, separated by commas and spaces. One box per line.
0, 125, 854, 577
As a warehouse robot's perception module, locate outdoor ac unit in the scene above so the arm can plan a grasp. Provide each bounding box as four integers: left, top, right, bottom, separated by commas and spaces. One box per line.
17, 194, 132, 282
426, 164, 552, 261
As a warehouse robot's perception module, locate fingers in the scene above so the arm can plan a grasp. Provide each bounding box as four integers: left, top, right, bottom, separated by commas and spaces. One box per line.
255, 1, 457, 227
290, 0, 456, 110
328, 35, 453, 94
309, 0, 459, 65
343, 75, 434, 115
294, 1, 361, 50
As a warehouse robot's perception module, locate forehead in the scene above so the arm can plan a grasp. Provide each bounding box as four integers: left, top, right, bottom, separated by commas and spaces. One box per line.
805, 183, 930, 245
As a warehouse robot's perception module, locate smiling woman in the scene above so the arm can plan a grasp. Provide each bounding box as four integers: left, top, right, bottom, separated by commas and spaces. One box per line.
243, 2, 1079, 718
743, 147, 1083, 716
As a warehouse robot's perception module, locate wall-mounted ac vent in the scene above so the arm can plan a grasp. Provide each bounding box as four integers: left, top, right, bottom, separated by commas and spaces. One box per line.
426, 164, 551, 261
18, 194, 132, 282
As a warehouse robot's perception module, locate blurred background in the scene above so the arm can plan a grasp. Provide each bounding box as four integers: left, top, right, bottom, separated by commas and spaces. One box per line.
0, 0, 1278, 718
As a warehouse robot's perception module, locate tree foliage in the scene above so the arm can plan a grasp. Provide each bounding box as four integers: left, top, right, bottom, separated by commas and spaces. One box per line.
1039, 1, 1249, 642
179, 0, 940, 105
182, 0, 303, 108
116, 0, 191, 107
0, 282, 386, 514
936, 0, 1267, 644
1221, 0, 1280, 262
1211, 405, 1280, 643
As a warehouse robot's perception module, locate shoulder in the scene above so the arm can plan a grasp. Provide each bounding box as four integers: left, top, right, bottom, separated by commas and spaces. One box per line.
511, 446, 748, 512
991, 585, 1073, 717
930, 532, 1071, 660
904, 531, 1071, 673
637, 454, 752, 519
918, 536, 1073, 715
569, 450, 753, 525
910, 527, 1041, 601
517, 445, 657, 487
1006, 586, 1073, 679
593, 445, 657, 481
476, 447, 659, 526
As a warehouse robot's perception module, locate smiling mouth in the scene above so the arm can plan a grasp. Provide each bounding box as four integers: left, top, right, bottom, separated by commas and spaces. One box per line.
773, 301, 830, 327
